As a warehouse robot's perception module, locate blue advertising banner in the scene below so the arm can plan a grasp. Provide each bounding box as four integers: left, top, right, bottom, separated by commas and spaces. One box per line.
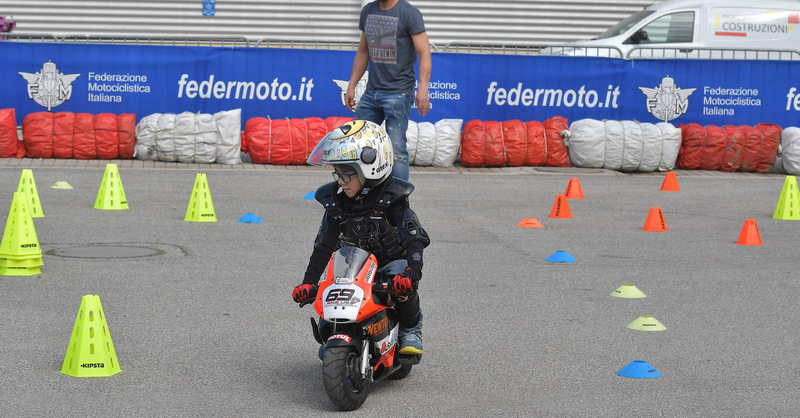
2, 42, 800, 128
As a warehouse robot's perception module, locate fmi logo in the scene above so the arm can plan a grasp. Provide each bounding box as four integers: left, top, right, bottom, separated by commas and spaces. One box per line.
18, 61, 81, 111
638, 75, 696, 122
332, 71, 368, 111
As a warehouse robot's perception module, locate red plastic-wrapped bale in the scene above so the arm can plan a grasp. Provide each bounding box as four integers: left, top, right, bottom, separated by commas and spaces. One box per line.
241, 117, 271, 164
543, 116, 570, 167
754, 123, 781, 173
22, 112, 54, 159
698, 125, 726, 171
52, 112, 75, 159
502, 119, 526, 167
288, 118, 309, 165
460, 119, 485, 167
676, 123, 704, 169
94, 113, 118, 159
524, 121, 546, 166
117, 113, 136, 159
73, 113, 97, 159
306, 117, 328, 154
738, 125, 765, 172
720, 125, 744, 172
0, 108, 22, 158
269, 118, 292, 165
482, 121, 505, 167
324, 116, 354, 132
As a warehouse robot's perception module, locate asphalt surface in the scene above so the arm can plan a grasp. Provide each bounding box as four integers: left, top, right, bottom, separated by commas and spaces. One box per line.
1, 158, 798, 417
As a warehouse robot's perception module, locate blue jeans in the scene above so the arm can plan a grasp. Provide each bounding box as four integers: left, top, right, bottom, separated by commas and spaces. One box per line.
355, 90, 413, 181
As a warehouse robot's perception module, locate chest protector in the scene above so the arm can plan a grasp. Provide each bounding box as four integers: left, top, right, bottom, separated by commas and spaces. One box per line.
316, 180, 415, 266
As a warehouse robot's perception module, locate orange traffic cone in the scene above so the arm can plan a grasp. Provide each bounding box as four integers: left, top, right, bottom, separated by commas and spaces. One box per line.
643, 207, 668, 232
549, 195, 572, 219
564, 178, 584, 199
517, 218, 544, 228
736, 219, 762, 246
661, 171, 680, 192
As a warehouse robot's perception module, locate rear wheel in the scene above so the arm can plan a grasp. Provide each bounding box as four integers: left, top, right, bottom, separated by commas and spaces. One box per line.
322, 346, 369, 410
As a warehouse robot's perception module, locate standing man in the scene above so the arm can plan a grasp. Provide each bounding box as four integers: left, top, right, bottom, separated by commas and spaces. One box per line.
345, 0, 432, 181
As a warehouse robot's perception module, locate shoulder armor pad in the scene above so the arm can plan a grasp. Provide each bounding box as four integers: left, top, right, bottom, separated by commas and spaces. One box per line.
315, 182, 338, 208
378, 179, 414, 206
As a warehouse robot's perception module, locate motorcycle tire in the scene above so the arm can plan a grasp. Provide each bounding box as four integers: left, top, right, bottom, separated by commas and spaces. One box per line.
389, 363, 413, 380
322, 346, 369, 411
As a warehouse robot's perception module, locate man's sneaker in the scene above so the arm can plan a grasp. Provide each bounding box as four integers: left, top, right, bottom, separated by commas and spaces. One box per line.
398, 311, 423, 355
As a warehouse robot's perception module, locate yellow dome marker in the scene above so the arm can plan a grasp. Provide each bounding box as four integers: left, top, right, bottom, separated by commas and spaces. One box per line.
51, 181, 74, 190
626, 315, 667, 331
610, 284, 646, 298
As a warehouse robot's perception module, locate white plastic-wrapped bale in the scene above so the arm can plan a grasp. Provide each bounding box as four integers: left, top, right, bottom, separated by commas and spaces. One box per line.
775, 126, 800, 174
173, 112, 197, 163
214, 109, 242, 165
656, 122, 681, 172
404, 119, 463, 167
414, 122, 437, 166
155, 113, 178, 162
566, 118, 605, 168
136, 109, 242, 164
193, 112, 219, 164
134, 113, 160, 161
567, 118, 681, 172
432, 119, 463, 167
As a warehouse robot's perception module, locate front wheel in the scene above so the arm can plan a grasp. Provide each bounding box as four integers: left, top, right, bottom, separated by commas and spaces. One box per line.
322, 346, 369, 411
389, 363, 413, 380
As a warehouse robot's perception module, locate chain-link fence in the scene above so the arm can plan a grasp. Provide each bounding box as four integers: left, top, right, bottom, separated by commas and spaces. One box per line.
1, 33, 798, 60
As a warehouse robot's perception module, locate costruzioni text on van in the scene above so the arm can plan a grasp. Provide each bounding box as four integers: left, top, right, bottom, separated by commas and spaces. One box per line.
719, 22, 790, 33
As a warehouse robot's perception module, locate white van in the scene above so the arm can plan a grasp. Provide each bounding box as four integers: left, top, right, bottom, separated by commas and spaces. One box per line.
542, 0, 800, 59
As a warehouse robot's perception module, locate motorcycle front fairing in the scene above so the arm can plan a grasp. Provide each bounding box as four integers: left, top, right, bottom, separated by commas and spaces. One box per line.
314, 247, 385, 323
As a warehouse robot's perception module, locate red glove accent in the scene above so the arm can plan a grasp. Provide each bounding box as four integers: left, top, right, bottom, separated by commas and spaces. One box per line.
292, 284, 314, 303
392, 267, 420, 295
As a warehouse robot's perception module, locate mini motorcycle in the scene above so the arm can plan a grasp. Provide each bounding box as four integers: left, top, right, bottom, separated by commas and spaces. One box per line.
300, 246, 420, 411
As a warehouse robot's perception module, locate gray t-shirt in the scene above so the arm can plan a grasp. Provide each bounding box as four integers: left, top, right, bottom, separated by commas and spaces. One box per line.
359, 0, 426, 92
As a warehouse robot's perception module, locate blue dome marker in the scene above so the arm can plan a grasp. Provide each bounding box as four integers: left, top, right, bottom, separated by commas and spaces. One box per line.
236, 213, 264, 223
303, 191, 315, 200
546, 250, 576, 263
616, 360, 662, 379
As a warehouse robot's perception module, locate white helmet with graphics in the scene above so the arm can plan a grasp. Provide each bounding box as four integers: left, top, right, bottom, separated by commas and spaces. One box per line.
307, 120, 394, 188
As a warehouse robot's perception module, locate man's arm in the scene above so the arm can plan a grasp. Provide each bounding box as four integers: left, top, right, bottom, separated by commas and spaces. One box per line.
412, 31, 431, 117
345, 32, 370, 111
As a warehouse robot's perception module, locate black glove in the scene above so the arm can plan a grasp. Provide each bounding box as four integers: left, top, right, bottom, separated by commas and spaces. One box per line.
292, 284, 315, 304
392, 267, 421, 296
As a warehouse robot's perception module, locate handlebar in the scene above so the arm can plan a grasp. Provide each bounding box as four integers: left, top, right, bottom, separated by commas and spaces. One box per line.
298, 280, 397, 308
298, 285, 318, 308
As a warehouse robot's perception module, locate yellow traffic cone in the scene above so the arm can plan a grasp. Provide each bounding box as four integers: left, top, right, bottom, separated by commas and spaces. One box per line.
184, 173, 217, 222
17, 169, 44, 218
773, 175, 800, 220
0, 192, 43, 276
61, 295, 121, 377
94, 163, 129, 210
